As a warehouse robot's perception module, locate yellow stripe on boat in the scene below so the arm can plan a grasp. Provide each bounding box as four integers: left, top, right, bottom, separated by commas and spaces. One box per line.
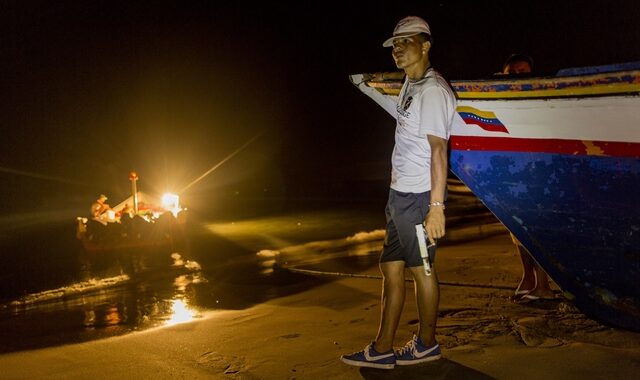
457, 83, 640, 99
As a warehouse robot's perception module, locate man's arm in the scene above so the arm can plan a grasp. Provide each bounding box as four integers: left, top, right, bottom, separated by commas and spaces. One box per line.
425, 134, 448, 244
349, 73, 399, 118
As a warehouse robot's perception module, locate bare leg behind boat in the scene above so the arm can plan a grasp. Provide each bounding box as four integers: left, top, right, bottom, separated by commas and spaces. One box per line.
512, 234, 555, 301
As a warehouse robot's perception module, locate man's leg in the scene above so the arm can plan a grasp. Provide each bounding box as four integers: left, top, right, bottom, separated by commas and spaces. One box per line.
516, 245, 556, 300
529, 261, 555, 298
374, 260, 406, 352
409, 266, 439, 346
514, 241, 537, 295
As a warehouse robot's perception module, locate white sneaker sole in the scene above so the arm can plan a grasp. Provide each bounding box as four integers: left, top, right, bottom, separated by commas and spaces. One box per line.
396, 353, 442, 365
340, 356, 395, 369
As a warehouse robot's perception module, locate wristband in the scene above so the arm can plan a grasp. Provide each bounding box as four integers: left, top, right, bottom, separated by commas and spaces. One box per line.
429, 201, 445, 209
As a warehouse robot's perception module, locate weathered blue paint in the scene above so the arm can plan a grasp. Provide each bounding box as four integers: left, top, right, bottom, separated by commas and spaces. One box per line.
556, 61, 640, 76
450, 150, 640, 330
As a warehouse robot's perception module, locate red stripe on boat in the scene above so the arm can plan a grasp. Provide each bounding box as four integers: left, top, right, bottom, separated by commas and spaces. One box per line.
450, 136, 640, 158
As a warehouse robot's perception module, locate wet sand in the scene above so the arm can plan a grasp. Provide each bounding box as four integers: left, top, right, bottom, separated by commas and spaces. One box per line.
1, 229, 639, 379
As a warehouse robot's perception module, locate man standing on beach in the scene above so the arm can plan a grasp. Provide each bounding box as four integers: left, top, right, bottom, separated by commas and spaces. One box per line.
341, 15, 457, 369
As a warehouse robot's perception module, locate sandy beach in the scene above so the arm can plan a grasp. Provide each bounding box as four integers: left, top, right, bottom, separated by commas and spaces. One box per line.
1, 226, 639, 379
3, 1, 640, 378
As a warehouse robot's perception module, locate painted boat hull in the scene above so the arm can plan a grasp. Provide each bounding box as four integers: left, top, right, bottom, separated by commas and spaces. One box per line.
355, 63, 640, 330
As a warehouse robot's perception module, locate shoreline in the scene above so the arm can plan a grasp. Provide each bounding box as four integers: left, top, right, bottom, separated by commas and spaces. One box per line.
1, 233, 638, 379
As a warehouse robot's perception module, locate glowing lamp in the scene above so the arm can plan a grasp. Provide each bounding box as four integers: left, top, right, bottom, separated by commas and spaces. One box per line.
161, 193, 181, 216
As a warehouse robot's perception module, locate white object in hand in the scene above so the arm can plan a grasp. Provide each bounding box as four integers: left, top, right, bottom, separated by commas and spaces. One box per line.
415, 223, 432, 276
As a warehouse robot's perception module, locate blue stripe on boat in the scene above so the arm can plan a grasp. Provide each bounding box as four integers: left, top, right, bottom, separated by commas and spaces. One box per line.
556, 61, 640, 77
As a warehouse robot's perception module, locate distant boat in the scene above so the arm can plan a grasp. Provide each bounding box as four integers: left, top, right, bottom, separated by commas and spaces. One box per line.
76, 172, 187, 253
352, 62, 640, 331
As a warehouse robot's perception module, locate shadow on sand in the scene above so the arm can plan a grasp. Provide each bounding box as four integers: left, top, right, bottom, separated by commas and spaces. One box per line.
360, 359, 496, 380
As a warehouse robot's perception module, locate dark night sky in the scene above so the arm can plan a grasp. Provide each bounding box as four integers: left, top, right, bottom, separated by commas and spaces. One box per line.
2, 0, 640, 217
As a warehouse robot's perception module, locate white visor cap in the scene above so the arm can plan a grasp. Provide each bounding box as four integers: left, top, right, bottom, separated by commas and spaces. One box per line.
382, 16, 431, 47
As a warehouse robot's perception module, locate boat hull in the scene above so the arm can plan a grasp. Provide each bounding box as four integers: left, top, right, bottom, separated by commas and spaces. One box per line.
77, 212, 188, 254
451, 150, 640, 329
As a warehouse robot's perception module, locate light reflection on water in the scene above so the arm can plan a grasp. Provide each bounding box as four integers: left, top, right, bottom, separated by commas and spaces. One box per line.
0, 247, 211, 353
165, 299, 199, 326
0, 240, 327, 354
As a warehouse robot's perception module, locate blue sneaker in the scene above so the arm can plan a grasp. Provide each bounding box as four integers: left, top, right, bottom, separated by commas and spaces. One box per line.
395, 335, 441, 365
341, 342, 396, 369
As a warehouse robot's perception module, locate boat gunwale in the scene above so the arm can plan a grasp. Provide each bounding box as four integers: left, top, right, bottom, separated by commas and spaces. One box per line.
362, 69, 640, 100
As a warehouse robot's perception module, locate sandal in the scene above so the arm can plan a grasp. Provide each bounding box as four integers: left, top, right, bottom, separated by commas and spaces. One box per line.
510, 289, 532, 302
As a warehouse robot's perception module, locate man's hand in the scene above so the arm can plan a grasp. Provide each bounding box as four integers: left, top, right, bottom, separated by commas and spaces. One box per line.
349, 73, 373, 86
425, 206, 445, 245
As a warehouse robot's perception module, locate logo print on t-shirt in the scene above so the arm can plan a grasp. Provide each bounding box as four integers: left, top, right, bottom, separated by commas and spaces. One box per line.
402, 96, 413, 111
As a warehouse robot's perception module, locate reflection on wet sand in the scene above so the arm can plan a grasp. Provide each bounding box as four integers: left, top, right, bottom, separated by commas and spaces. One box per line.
0, 242, 204, 353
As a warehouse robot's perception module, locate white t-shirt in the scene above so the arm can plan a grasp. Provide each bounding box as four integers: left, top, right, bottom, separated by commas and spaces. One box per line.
351, 69, 457, 193
394, 69, 456, 192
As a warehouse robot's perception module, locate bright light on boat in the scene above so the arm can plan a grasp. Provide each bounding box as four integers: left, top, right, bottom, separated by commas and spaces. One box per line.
165, 299, 197, 326
161, 193, 181, 216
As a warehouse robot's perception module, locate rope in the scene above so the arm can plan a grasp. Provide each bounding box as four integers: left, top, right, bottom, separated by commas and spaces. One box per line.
284, 266, 514, 291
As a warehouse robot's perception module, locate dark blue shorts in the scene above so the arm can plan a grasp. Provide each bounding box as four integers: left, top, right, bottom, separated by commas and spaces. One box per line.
380, 189, 437, 267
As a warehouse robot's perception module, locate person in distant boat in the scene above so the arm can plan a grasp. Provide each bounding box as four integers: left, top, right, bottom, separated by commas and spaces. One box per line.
120, 203, 133, 219
90, 194, 111, 221
342, 15, 456, 369
500, 53, 534, 75
500, 54, 556, 302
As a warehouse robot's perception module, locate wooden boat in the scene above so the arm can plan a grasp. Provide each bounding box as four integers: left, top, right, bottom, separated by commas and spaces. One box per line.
351, 62, 640, 331
76, 172, 187, 253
